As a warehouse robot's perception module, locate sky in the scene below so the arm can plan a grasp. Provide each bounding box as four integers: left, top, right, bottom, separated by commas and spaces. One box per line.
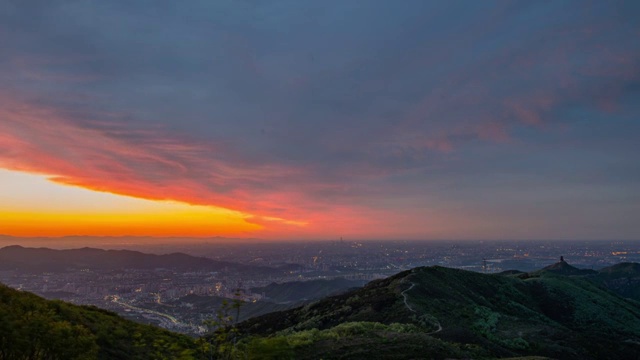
0, 0, 639, 241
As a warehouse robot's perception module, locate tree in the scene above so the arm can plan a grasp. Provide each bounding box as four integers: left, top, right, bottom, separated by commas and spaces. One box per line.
203, 291, 245, 360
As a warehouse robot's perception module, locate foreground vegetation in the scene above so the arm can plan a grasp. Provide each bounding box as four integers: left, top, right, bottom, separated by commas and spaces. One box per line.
0, 284, 202, 360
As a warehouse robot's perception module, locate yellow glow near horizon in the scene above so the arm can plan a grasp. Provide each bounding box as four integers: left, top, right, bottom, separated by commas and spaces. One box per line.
0, 169, 261, 237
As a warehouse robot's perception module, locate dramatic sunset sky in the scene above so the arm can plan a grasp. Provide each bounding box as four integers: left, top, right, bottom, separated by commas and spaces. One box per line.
1, 1, 639, 241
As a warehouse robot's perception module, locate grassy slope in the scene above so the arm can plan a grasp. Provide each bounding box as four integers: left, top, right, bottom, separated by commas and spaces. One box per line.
238, 266, 640, 360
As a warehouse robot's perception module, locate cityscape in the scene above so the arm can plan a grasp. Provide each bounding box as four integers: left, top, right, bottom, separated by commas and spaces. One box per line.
1, 239, 638, 335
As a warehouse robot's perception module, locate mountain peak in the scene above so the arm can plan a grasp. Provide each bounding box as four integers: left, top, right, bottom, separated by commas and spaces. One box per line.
545, 260, 576, 270
537, 260, 596, 275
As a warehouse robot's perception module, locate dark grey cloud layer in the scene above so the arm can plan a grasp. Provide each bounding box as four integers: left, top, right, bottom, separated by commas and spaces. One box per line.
1, 0, 639, 238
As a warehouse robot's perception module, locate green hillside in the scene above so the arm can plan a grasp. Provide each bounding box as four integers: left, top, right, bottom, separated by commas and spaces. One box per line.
236, 265, 640, 360
0, 284, 205, 360
3, 262, 640, 360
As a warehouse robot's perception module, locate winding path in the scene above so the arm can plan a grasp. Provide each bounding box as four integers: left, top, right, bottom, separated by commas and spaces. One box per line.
401, 282, 442, 334
401, 283, 417, 312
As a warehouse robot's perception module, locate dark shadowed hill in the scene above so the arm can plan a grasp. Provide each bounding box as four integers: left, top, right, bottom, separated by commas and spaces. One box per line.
599, 262, 640, 275
589, 262, 640, 301
162, 294, 292, 322
524, 260, 640, 302
0, 245, 272, 274
250, 278, 367, 304
237, 263, 640, 360
531, 259, 597, 276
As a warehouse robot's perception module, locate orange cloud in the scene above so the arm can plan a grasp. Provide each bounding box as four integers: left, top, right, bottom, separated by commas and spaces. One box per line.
0, 93, 368, 238
0, 168, 262, 237
0, 95, 318, 233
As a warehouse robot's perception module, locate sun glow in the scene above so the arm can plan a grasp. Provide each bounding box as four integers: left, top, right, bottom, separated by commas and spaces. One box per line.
0, 169, 261, 237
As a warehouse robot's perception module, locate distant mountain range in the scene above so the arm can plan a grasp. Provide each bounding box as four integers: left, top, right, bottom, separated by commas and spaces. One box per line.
0, 245, 268, 274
